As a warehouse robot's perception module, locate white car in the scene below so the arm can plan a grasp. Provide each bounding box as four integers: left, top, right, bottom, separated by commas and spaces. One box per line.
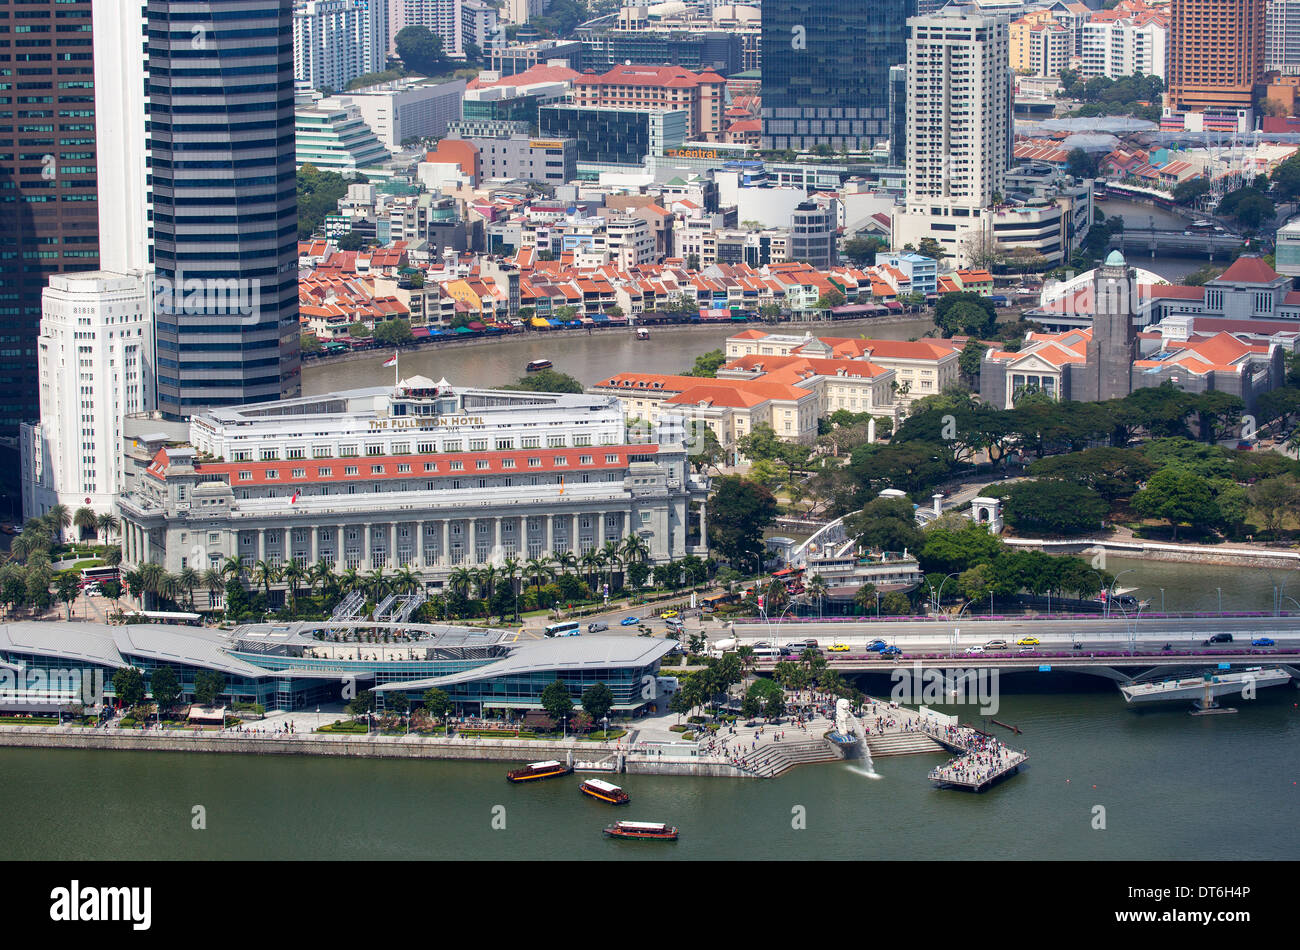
964, 645, 985, 654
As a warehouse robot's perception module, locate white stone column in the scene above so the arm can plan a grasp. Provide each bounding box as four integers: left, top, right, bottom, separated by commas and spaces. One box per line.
545, 514, 554, 554
310, 526, 319, 564
363, 524, 371, 566
257, 529, 265, 562
442, 520, 451, 565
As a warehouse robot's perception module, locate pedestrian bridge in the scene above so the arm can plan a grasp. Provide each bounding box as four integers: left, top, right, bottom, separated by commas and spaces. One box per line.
1112, 229, 1244, 257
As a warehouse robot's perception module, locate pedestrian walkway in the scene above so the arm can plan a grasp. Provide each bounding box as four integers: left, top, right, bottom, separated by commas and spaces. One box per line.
922, 722, 1028, 791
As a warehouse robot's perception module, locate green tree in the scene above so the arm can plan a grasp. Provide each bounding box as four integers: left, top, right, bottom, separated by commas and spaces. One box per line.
581, 682, 615, 724
843, 235, 887, 265
54, 572, 80, 620
112, 667, 146, 709
935, 297, 997, 338
386, 690, 410, 715
423, 688, 452, 721
999, 480, 1109, 535
683, 349, 727, 377
395, 25, 448, 75
347, 690, 376, 718
301, 333, 323, 354
373, 318, 414, 346
842, 496, 924, 553
707, 476, 778, 571
505, 368, 584, 393
1173, 177, 1212, 207
193, 670, 227, 707
540, 679, 574, 725
1066, 148, 1099, 179
150, 666, 181, 713
958, 339, 988, 387
1131, 467, 1221, 539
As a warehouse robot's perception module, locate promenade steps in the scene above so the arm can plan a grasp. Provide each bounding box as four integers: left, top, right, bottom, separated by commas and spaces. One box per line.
865, 732, 945, 756
738, 738, 840, 778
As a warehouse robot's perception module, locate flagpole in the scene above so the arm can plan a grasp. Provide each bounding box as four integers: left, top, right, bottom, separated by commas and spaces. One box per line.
394, 350, 398, 388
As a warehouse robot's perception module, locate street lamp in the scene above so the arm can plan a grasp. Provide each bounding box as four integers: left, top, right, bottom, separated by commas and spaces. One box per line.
1159, 588, 1165, 614
931, 572, 959, 615
1106, 569, 1134, 620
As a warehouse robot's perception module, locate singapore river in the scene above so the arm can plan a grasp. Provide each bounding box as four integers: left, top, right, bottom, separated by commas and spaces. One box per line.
5, 559, 1298, 861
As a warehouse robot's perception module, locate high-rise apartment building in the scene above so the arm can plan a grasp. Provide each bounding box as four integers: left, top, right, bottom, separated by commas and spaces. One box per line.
760, 0, 914, 150
894, 8, 1011, 265
0, 0, 100, 438
294, 0, 387, 92
1167, 0, 1266, 112
393, 0, 494, 58
147, 0, 300, 419
1266, 0, 1300, 75
1081, 9, 1169, 81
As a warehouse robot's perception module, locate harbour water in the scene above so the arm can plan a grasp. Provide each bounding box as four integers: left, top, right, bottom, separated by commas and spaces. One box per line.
4, 686, 1296, 860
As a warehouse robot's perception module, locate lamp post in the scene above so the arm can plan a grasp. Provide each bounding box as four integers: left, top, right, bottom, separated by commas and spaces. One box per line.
1106, 569, 1134, 620
1159, 588, 1165, 614
932, 572, 959, 615
1217, 587, 1223, 614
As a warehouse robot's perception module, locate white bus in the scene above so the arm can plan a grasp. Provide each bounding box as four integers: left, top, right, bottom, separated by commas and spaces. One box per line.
544, 621, 582, 638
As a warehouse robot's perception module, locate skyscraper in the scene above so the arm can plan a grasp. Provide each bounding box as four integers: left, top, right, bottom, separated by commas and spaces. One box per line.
1266, 0, 1300, 75
0, 0, 100, 438
760, 0, 914, 151
894, 8, 1010, 265
147, 0, 300, 419
1167, 0, 1265, 112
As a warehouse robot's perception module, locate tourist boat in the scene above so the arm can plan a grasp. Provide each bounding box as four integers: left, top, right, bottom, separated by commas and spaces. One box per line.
579, 778, 630, 805
506, 759, 572, 783
525, 359, 553, 372
1093, 188, 1108, 201
603, 820, 678, 840
635, 328, 650, 341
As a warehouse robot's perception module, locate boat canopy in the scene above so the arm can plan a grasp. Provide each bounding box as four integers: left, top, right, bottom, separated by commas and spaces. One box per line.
584, 778, 621, 792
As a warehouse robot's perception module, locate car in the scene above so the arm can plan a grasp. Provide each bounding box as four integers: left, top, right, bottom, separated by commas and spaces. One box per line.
661, 610, 679, 619
1016, 636, 1040, 646
620, 616, 640, 626
1202, 633, 1234, 645
866, 639, 888, 652
587, 621, 609, 633
1018, 645, 1036, 653
879, 646, 903, 658
984, 639, 1009, 650
1252, 637, 1276, 647
964, 645, 985, 654
784, 639, 818, 651
828, 643, 851, 653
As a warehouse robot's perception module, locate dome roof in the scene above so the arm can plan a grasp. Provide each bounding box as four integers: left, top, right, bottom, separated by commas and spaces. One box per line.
1105, 250, 1125, 266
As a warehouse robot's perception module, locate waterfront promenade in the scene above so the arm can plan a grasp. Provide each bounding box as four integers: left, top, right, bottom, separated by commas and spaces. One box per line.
925, 724, 1029, 792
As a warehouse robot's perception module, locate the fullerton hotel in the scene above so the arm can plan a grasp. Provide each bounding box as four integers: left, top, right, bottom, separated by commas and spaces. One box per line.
116, 377, 710, 586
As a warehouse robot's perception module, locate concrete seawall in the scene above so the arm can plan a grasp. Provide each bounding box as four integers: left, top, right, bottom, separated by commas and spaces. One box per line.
1002, 537, 1300, 570
0, 725, 752, 777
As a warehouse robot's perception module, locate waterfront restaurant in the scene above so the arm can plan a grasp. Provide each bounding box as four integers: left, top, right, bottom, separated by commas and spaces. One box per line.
0, 622, 677, 717
373, 636, 678, 717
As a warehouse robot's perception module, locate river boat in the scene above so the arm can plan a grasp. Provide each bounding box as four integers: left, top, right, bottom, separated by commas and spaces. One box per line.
580, 778, 630, 804
506, 760, 572, 783
603, 820, 677, 840
525, 359, 553, 372
635, 328, 650, 341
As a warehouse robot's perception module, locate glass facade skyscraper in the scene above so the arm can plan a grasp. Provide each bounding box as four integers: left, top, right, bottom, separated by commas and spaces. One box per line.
0, 0, 99, 437
147, 0, 300, 419
760, 0, 915, 151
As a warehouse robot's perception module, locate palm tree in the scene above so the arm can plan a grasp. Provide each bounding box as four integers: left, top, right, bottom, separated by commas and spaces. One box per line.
339, 565, 363, 596
96, 512, 119, 545
103, 546, 122, 568
448, 566, 474, 599
138, 561, 165, 610
222, 555, 248, 585
600, 540, 623, 592
9, 534, 31, 563
308, 559, 335, 599
473, 564, 498, 603
579, 549, 602, 591
252, 559, 279, 601
281, 560, 305, 611
202, 567, 224, 608
553, 550, 578, 579
525, 554, 554, 594
806, 573, 828, 618
46, 504, 71, 544
73, 507, 97, 543
364, 566, 389, 609
621, 532, 649, 565
155, 571, 183, 607
178, 566, 200, 609
392, 564, 420, 596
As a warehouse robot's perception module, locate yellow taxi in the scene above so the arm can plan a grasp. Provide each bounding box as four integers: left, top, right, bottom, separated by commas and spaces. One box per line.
1016, 636, 1040, 646
661, 610, 679, 619
828, 642, 851, 653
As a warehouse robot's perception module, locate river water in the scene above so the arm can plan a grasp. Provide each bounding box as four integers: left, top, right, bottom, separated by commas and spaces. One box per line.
5, 555, 1297, 861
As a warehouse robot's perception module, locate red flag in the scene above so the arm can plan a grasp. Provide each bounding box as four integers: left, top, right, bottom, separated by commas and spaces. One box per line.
290, 490, 300, 504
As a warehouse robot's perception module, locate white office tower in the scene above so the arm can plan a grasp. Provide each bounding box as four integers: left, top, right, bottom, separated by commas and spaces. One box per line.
21, 275, 156, 521
92, 0, 150, 275
895, 8, 1010, 267
295, 0, 387, 92
1267, 0, 1300, 75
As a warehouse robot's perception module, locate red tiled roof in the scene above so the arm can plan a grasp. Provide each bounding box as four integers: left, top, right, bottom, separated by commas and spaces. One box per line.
1213, 255, 1281, 284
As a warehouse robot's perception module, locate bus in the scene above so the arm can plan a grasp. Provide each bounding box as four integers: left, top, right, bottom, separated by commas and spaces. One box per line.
80, 565, 119, 588
120, 610, 201, 626
700, 591, 739, 613
544, 621, 582, 638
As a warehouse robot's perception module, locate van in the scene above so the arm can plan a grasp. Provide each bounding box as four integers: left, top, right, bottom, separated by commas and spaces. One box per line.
1203, 633, 1234, 645
750, 644, 784, 659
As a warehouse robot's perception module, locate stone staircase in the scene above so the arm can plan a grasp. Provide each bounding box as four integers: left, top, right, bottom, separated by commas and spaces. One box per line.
739, 738, 840, 778
865, 732, 945, 757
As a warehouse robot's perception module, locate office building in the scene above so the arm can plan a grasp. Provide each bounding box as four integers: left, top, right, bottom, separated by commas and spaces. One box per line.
335, 77, 467, 148
0, 0, 100, 437
760, 0, 914, 150
894, 9, 1011, 267
20, 273, 154, 520
572, 64, 727, 141
789, 201, 837, 269
1167, 0, 1266, 112
147, 0, 300, 420
461, 133, 577, 183
296, 101, 392, 173
539, 105, 687, 172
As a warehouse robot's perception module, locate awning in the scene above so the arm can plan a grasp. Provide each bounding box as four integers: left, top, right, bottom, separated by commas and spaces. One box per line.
453, 326, 474, 334
411, 326, 431, 338
530, 317, 551, 328
547, 319, 562, 327
730, 313, 749, 321
467, 321, 486, 330
884, 301, 903, 312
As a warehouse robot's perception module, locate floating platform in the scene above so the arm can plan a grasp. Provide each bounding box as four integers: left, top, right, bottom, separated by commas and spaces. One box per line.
1119, 667, 1290, 705
928, 751, 1029, 792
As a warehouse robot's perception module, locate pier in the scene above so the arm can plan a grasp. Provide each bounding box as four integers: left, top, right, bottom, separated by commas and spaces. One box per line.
923, 723, 1029, 792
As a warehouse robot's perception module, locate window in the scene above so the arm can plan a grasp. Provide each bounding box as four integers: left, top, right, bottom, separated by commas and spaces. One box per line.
318, 467, 332, 477
606, 454, 619, 463
286, 447, 305, 460
424, 462, 437, 472
547, 435, 566, 448
392, 443, 410, 455
366, 444, 384, 456
449, 461, 463, 471
345, 465, 359, 476
371, 465, 384, 474
495, 438, 514, 451
238, 471, 252, 481
397, 463, 411, 473
579, 455, 593, 465
292, 468, 306, 479
501, 458, 516, 468
418, 441, 435, 453
469, 439, 488, 452
476, 460, 490, 470
339, 444, 358, 458
443, 440, 462, 453
266, 470, 279, 479
553, 456, 568, 466
527, 457, 541, 467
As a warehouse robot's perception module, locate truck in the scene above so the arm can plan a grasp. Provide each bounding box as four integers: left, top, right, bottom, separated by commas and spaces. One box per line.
708, 638, 738, 658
